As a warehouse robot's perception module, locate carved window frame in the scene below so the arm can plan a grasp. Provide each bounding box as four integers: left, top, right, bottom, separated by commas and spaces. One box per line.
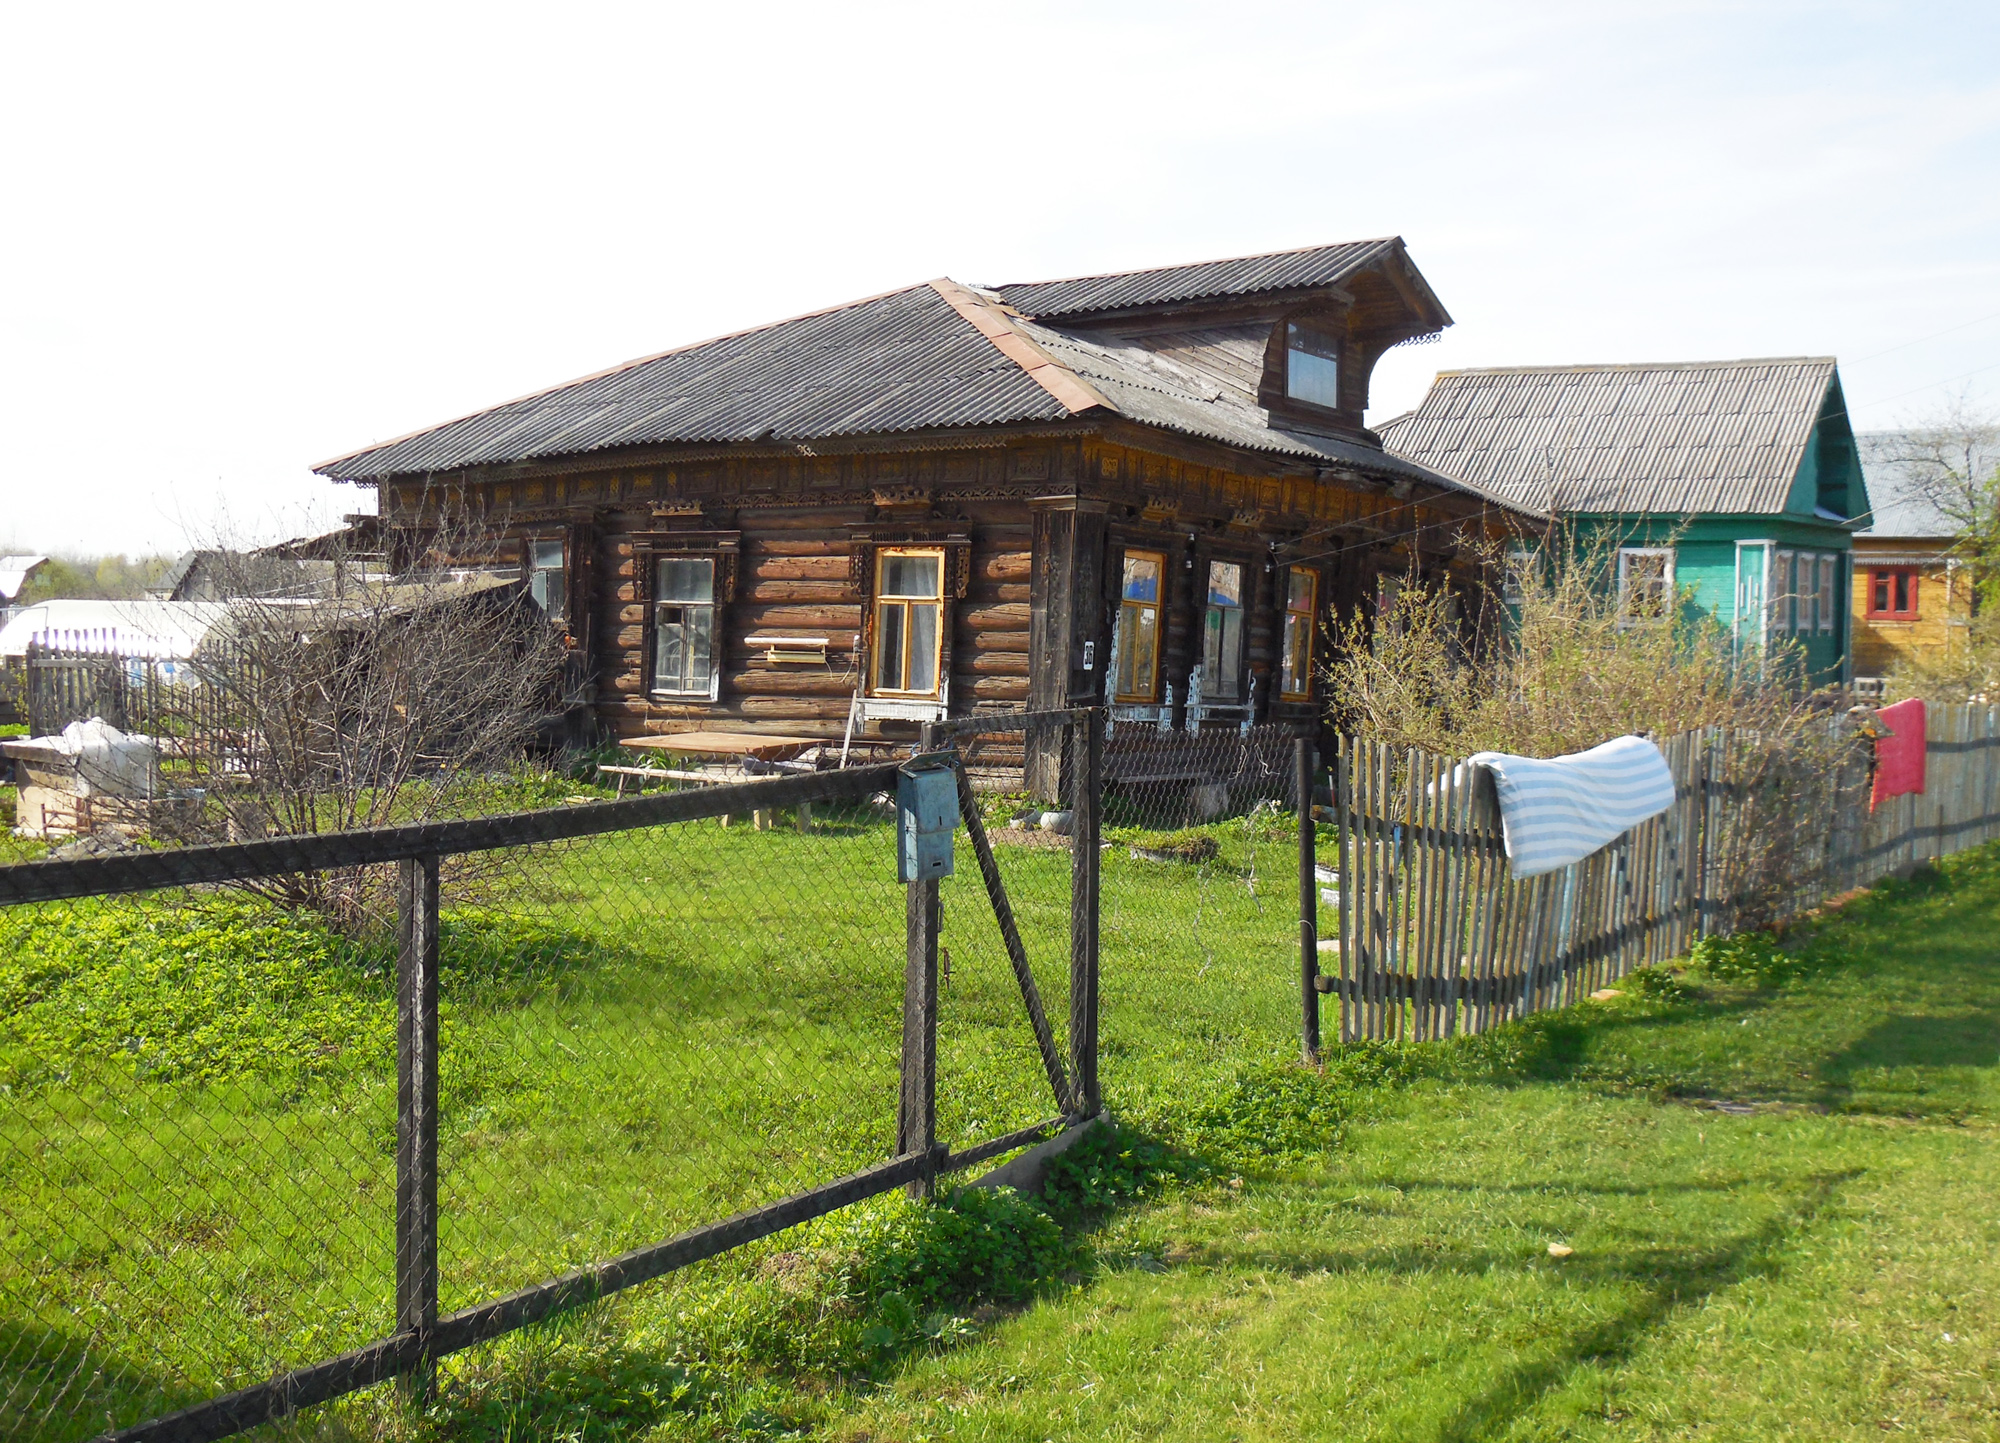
634, 530, 739, 702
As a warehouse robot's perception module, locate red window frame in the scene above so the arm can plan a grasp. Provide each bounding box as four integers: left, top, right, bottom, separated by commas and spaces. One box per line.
1866, 567, 1919, 620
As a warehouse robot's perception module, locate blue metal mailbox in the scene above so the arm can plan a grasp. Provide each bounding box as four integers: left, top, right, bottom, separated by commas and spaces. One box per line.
897, 752, 959, 883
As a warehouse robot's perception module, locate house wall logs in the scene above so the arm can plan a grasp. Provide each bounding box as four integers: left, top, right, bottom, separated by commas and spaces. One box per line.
378, 431, 1510, 740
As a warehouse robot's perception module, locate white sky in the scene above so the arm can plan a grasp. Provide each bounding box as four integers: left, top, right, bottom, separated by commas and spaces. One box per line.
3, 0, 1996, 556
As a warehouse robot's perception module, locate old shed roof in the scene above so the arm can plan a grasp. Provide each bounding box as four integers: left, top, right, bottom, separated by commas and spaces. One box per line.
1377, 358, 1842, 515
316, 243, 1509, 508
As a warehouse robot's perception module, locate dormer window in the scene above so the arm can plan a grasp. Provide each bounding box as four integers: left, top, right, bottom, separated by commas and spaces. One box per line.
1285, 322, 1342, 410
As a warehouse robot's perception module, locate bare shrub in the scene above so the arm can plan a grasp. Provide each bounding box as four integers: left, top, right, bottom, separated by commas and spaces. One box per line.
150, 518, 572, 929
1329, 524, 1808, 756
1327, 525, 1866, 930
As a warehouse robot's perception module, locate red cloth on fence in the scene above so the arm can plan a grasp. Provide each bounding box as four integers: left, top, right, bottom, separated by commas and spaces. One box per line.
1871, 697, 1927, 811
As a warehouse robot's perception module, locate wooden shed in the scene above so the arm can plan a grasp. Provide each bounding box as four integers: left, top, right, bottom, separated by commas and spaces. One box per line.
315, 240, 1527, 760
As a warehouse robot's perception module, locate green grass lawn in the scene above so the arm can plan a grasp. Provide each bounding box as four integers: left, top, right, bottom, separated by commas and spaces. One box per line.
831, 855, 2000, 1443
0, 802, 1302, 1440
10, 798, 1996, 1441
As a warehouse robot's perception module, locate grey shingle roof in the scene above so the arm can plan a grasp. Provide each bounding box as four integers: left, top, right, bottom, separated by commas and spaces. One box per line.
992, 239, 1401, 321
1855, 431, 1986, 538
1377, 358, 1841, 515
316, 247, 1516, 510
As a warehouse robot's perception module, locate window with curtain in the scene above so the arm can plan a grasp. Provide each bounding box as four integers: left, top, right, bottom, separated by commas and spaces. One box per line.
1818, 555, 1836, 633
1202, 560, 1245, 700
652, 556, 716, 696
1284, 322, 1342, 409
1280, 566, 1317, 700
871, 549, 945, 696
528, 538, 566, 620
1113, 550, 1165, 703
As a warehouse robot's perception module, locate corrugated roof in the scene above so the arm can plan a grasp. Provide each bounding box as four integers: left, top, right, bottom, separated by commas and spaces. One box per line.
1377, 358, 1841, 515
319, 285, 1071, 482
1855, 431, 1988, 539
993, 238, 1400, 321
318, 247, 1518, 511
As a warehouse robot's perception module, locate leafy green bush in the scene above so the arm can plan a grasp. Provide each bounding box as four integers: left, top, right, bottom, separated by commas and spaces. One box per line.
1161, 1059, 1359, 1161
822, 1184, 1072, 1313
1689, 931, 1800, 987
1041, 1122, 1204, 1221
0, 899, 392, 1089
1623, 964, 1698, 1002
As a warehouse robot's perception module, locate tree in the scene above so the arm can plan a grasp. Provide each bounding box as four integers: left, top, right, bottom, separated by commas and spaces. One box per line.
1871, 397, 2000, 612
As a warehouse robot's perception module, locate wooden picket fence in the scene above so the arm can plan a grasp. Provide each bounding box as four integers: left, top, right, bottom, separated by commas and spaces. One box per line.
1327, 704, 2000, 1042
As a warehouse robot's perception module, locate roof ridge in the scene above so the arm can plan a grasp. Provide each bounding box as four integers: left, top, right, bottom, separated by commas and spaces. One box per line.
1434, 356, 1837, 378
990, 237, 1397, 294
314, 282, 937, 473
926, 279, 1113, 417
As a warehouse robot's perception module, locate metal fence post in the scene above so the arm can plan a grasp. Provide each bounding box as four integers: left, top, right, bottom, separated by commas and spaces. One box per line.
1297, 736, 1320, 1064
1069, 710, 1102, 1118
396, 853, 441, 1403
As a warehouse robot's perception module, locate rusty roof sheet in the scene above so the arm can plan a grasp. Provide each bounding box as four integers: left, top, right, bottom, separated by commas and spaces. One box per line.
1377, 358, 1841, 515
993, 238, 1401, 321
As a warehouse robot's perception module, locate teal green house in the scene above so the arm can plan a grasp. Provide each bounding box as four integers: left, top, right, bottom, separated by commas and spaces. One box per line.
1377, 357, 1869, 685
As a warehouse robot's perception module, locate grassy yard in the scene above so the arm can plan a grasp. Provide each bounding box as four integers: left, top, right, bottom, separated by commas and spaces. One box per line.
0, 801, 1302, 1439
8, 794, 1997, 1440
833, 854, 2000, 1442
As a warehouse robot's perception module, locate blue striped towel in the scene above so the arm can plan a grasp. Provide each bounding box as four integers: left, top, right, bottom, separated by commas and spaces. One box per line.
1460, 735, 1676, 879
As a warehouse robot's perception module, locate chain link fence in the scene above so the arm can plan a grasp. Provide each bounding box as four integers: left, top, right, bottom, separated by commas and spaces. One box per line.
0, 737, 1095, 1442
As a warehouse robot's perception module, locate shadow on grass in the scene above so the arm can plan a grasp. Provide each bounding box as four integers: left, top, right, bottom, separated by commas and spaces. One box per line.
0, 1317, 198, 1443
1811, 1012, 2000, 1112
1426, 1168, 1860, 1443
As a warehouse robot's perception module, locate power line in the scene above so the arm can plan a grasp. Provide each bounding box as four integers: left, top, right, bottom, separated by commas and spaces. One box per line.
1852, 309, 2000, 364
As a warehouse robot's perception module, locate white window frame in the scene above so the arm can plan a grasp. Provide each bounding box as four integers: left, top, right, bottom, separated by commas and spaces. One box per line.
869, 547, 946, 699
650, 555, 719, 700
527, 536, 566, 621
1284, 321, 1342, 410
1817, 553, 1836, 634
1616, 547, 1675, 625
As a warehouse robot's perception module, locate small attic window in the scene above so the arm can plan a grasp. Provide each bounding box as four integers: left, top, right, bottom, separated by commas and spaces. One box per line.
1285, 323, 1342, 410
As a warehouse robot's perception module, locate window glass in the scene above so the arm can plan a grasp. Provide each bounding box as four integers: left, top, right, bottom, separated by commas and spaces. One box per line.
1285, 323, 1341, 409
653, 556, 716, 695
1868, 567, 1918, 619
872, 549, 945, 696
1203, 560, 1246, 701
1816, 554, 1835, 634
1114, 551, 1164, 703
529, 538, 566, 620
1618, 548, 1673, 622
1280, 566, 1317, 700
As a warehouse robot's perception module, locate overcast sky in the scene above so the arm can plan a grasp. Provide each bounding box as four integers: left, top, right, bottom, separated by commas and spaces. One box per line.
3, 0, 1996, 556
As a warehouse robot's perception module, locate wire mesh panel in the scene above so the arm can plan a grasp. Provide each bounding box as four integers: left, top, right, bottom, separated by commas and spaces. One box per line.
931, 714, 1085, 1144
0, 872, 401, 1441
1094, 721, 1308, 1101
431, 800, 907, 1313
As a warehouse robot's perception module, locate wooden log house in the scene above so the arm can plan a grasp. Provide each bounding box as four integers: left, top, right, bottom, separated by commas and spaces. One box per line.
316, 240, 1529, 763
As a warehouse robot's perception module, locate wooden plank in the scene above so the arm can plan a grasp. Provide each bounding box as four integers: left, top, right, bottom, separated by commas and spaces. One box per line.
1297, 737, 1319, 1062
1070, 713, 1102, 1116
395, 856, 441, 1403
0, 762, 903, 907
620, 731, 822, 759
